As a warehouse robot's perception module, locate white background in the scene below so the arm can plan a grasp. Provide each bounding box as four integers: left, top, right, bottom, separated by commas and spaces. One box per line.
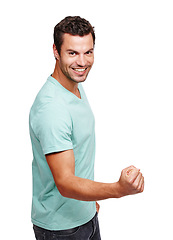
1, 0, 173, 239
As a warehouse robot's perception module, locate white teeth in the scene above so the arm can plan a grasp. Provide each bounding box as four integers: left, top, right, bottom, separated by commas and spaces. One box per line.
73, 68, 86, 72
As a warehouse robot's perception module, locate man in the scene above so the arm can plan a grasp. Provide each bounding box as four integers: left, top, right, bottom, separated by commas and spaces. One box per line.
29, 16, 144, 240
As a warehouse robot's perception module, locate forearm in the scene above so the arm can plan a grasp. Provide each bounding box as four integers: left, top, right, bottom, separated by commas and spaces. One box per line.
46, 151, 144, 201
57, 175, 121, 201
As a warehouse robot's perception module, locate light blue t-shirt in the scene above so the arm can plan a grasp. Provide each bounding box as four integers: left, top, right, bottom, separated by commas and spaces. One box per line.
29, 76, 96, 230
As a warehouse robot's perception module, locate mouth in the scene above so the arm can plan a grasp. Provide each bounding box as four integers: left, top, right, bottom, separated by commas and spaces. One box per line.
71, 67, 88, 75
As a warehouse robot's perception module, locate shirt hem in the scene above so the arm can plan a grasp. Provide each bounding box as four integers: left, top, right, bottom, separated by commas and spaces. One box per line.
31, 210, 96, 231
43, 145, 73, 155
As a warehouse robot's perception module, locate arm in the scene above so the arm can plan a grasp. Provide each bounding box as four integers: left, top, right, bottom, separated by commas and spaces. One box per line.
46, 149, 144, 201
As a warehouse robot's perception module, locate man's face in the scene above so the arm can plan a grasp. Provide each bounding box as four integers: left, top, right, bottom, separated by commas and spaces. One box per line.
56, 33, 94, 83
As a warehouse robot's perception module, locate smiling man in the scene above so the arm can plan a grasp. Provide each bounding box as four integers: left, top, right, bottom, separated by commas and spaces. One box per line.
52, 30, 94, 93
29, 16, 144, 240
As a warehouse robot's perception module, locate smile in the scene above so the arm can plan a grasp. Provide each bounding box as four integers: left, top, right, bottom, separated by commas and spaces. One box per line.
72, 67, 87, 73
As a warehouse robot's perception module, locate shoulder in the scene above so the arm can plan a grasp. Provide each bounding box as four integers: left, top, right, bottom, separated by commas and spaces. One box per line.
30, 100, 72, 143
30, 77, 70, 118
30, 89, 71, 137
30, 99, 71, 126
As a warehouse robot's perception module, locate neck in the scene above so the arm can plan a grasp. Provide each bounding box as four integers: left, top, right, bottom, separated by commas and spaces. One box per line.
52, 62, 79, 95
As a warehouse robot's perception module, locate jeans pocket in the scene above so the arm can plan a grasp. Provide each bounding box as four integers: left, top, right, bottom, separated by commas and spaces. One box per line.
52, 226, 80, 238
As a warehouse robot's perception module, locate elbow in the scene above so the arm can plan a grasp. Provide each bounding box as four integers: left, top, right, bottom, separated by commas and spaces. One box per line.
55, 179, 73, 198
57, 185, 69, 198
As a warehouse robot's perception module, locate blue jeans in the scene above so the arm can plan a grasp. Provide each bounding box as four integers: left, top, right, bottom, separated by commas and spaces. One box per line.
33, 212, 101, 240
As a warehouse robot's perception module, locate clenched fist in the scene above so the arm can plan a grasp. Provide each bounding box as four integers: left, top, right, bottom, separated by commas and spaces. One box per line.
117, 165, 144, 197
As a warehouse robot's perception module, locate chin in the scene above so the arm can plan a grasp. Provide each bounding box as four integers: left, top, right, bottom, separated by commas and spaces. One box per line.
70, 76, 87, 83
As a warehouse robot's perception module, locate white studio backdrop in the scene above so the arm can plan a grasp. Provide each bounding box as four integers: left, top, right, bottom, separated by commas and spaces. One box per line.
0, 0, 172, 239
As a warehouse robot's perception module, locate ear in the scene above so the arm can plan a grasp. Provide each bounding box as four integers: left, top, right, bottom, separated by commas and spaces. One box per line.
53, 44, 60, 60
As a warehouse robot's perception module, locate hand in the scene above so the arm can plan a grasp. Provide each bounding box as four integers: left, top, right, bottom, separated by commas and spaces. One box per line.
117, 165, 144, 197
96, 201, 100, 213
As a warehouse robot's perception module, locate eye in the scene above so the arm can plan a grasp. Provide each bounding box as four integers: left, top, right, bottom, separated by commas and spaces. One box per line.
69, 51, 76, 56
86, 50, 93, 55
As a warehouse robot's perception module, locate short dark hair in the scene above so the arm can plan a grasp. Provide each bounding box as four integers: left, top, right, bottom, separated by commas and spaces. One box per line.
54, 16, 95, 55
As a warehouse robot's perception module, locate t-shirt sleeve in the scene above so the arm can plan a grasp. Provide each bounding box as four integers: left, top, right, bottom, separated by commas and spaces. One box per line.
36, 103, 73, 155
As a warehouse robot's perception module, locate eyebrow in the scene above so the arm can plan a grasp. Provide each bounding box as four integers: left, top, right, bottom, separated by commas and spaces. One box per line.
66, 48, 94, 53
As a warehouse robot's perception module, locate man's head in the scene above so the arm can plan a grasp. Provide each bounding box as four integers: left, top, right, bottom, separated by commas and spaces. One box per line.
53, 16, 95, 84
54, 16, 95, 55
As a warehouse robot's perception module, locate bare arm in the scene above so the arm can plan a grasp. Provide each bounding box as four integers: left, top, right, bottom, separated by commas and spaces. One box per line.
46, 149, 144, 201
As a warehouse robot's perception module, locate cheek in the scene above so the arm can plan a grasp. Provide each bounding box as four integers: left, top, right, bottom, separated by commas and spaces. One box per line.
89, 56, 94, 66
59, 57, 73, 70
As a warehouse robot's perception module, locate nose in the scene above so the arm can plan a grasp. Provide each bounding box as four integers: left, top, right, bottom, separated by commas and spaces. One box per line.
76, 54, 87, 67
